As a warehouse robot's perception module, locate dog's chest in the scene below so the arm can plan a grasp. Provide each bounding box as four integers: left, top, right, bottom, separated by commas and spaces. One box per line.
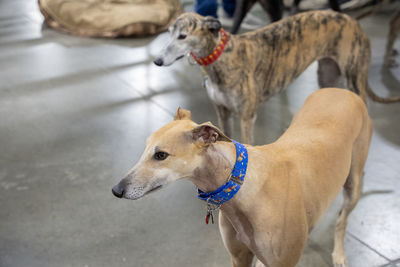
204, 76, 239, 111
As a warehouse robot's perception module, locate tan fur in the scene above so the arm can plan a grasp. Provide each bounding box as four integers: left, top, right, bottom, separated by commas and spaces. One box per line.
112, 88, 373, 267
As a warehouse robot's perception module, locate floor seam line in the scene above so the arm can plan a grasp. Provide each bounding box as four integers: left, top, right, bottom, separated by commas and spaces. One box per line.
70, 43, 175, 118
392, 258, 400, 263
105, 68, 175, 117
65, 50, 172, 117
347, 231, 392, 262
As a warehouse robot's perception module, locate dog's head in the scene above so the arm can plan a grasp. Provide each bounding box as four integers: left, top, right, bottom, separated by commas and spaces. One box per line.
153, 12, 222, 66
112, 107, 231, 200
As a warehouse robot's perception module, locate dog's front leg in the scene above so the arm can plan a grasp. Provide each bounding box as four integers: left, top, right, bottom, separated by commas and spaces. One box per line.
216, 105, 234, 138
219, 212, 254, 267
240, 114, 257, 145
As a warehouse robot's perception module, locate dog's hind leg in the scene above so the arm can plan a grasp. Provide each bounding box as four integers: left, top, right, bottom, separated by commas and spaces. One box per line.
384, 10, 400, 68
342, 35, 371, 102
332, 119, 371, 267
345, 69, 368, 103
317, 58, 341, 88
219, 212, 254, 267
216, 105, 234, 138
331, 170, 362, 267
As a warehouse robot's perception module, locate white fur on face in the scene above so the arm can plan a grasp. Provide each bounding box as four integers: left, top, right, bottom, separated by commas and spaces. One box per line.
155, 30, 191, 66
123, 184, 146, 200
119, 131, 200, 200
122, 165, 181, 200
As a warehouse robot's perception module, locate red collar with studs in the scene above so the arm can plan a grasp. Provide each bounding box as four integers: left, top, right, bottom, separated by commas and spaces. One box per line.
190, 29, 229, 66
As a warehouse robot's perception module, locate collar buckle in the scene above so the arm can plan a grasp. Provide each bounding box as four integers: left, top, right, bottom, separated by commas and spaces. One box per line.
229, 175, 244, 185
205, 198, 220, 224
197, 140, 248, 224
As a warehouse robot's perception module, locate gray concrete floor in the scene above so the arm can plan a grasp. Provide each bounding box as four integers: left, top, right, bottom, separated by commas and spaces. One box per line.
0, 0, 399, 266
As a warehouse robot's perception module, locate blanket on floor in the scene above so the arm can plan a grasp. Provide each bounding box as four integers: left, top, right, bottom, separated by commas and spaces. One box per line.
39, 0, 183, 37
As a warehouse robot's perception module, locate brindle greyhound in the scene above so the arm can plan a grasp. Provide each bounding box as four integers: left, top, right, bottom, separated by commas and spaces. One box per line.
154, 10, 399, 144
112, 88, 372, 267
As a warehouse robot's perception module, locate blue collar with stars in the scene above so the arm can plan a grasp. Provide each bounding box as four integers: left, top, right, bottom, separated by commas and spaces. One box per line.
197, 140, 248, 206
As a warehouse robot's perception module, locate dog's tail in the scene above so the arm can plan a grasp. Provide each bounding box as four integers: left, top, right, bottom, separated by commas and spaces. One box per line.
355, 0, 389, 20
367, 86, 400, 103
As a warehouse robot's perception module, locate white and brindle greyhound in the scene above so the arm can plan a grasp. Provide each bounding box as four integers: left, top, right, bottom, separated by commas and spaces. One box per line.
112, 88, 372, 267
154, 10, 398, 144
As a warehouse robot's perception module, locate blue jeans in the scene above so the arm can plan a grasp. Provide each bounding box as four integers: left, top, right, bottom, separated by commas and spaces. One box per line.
195, 0, 236, 18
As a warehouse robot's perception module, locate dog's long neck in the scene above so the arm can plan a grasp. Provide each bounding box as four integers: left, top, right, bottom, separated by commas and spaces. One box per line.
202, 33, 235, 76
192, 32, 229, 59
191, 141, 257, 245
189, 141, 236, 193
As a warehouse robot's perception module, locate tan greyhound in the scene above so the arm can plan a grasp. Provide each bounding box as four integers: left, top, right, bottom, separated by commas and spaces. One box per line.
112, 88, 372, 267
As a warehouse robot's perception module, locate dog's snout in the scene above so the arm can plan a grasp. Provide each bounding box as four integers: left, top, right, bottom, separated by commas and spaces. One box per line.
112, 177, 132, 198
112, 183, 124, 198
153, 57, 164, 66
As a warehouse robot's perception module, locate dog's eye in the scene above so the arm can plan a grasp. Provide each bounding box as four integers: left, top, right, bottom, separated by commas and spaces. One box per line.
154, 151, 169, 161
177, 34, 187, 40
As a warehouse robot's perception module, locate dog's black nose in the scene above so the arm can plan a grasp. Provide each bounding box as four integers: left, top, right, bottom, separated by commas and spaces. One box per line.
112, 184, 124, 198
153, 58, 164, 66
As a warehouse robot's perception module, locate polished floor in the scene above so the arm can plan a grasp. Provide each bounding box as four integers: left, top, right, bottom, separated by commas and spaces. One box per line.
0, 1, 399, 267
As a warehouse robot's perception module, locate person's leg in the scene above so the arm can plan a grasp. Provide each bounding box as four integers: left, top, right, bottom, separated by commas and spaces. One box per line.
195, 0, 218, 18
222, 0, 236, 17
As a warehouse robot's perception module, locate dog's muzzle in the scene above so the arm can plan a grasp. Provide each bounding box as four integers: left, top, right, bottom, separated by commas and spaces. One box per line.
153, 57, 164, 66
112, 177, 130, 198
112, 183, 124, 198
112, 176, 165, 200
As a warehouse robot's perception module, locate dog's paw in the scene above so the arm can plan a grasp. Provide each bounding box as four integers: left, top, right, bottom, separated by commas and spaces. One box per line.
333, 258, 348, 267
332, 252, 348, 267
254, 259, 265, 267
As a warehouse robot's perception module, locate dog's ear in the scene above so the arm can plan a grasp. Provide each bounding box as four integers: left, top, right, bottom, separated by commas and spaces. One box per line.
192, 122, 231, 145
202, 17, 221, 37
174, 107, 191, 120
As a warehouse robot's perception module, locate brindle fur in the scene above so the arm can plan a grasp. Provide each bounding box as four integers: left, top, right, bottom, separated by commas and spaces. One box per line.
384, 9, 400, 67
356, 1, 400, 68
155, 10, 400, 144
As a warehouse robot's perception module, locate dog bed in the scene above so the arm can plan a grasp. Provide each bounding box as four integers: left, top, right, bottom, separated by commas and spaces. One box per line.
39, 0, 183, 37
